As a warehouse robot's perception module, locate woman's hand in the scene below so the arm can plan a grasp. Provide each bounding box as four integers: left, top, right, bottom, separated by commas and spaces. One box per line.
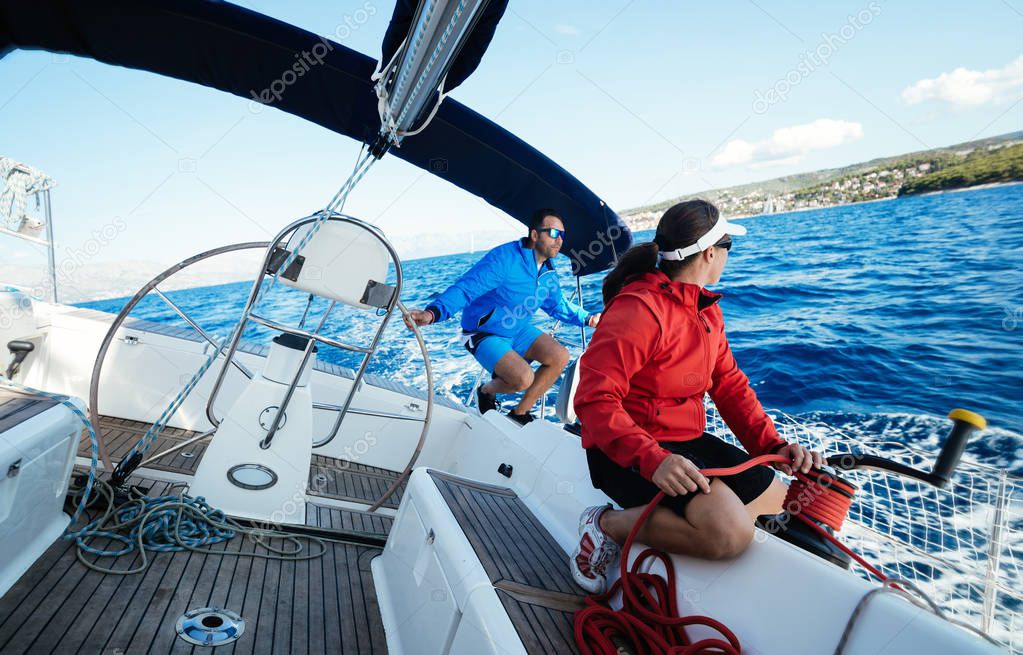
651, 454, 711, 497
773, 443, 824, 475
587, 312, 602, 328
403, 309, 434, 331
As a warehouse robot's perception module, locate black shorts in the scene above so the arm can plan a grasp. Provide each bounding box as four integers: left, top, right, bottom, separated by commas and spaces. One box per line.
586, 433, 776, 517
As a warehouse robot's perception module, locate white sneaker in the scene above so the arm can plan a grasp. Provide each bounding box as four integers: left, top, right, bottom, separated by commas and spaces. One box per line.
570, 504, 620, 594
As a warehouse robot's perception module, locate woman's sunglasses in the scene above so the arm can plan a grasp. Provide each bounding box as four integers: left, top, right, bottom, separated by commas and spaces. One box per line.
715, 239, 732, 251
537, 227, 565, 239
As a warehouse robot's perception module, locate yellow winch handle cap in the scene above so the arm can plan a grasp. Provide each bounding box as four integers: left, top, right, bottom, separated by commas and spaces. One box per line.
948, 408, 987, 431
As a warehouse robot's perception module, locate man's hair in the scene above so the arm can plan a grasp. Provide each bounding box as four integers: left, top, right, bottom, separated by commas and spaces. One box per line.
529, 208, 563, 233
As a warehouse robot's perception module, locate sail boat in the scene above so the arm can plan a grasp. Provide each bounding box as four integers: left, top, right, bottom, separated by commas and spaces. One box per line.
0, 1, 1018, 653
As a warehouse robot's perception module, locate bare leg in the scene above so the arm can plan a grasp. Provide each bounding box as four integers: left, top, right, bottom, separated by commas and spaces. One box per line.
512, 334, 569, 415
483, 351, 534, 395
745, 476, 787, 520
599, 478, 768, 560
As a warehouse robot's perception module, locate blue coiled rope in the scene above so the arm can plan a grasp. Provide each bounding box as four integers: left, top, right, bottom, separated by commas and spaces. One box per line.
67, 478, 326, 575
72, 490, 234, 557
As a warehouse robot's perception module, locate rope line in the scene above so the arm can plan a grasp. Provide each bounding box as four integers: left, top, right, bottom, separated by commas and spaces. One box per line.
65, 477, 328, 576
0, 157, 54, 230
572, 454, 953, 654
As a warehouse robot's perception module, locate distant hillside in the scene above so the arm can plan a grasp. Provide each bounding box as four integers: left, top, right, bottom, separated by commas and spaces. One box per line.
900, 143, 1023, 196
623, 131, 1023, 229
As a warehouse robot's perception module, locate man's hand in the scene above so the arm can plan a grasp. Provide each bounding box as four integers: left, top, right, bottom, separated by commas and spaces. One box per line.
651, 454, 711, 497
587, 312, 602, 328
403, 309, 435, 331
773, 442, 824, 475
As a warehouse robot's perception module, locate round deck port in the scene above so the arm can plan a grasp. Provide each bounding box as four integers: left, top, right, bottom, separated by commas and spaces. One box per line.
175, 607, 245, 646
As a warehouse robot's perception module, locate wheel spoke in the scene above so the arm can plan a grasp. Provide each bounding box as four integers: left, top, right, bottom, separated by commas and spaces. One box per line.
153, 286, 253, 379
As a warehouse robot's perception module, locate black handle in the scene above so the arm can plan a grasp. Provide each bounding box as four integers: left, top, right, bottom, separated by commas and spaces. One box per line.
826, 408, 987, 488
5, 339, 35, 379
930, 409, 987, 488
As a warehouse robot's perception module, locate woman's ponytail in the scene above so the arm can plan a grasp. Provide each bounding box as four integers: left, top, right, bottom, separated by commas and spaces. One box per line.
602, 241, 659, 305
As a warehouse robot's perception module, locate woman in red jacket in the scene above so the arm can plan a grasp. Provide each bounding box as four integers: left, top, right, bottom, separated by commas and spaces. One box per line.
570, 199, 822, 594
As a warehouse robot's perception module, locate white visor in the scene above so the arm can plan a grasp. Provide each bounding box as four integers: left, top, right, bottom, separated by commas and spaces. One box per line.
658, 216, 747, 261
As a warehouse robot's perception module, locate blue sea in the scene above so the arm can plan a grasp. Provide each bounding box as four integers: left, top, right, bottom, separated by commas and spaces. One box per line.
79, 184, 1023, 473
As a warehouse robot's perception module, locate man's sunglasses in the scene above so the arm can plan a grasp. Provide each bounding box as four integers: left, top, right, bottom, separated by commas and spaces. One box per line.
536, 227, 565, 239
715, 239, 732, 251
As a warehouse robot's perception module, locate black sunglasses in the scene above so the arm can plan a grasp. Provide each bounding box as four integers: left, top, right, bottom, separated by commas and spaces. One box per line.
715, 239, 732, 251
536, 227, 565, 239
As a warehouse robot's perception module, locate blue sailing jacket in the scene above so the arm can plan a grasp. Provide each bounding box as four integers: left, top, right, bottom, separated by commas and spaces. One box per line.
426, 239, 595, 337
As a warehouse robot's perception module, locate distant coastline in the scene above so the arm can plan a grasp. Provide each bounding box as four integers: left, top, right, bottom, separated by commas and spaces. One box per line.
622, 130, 1023, 230
910, 179, 1023, 198
625, 179, 1023, 230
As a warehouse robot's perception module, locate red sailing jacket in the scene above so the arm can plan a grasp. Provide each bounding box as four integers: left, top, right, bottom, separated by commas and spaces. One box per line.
574, 270, 786, 481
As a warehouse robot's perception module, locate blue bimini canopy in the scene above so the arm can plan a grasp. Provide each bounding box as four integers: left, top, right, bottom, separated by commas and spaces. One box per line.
0, 0, 632, 275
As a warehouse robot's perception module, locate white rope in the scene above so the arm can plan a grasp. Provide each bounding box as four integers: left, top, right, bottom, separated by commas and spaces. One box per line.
0, 157, 54, 231
397, 78, 449, 138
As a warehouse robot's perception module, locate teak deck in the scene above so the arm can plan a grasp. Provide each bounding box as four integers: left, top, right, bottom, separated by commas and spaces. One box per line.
0, 477, 389, 655
10, 412, 584, 653
429, 470, 584, 655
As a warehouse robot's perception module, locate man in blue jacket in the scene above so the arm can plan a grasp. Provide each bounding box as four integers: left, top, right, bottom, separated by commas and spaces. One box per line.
406, 209, 600, 424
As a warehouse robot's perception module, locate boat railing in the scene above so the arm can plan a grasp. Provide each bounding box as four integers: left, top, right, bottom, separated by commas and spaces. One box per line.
0, 157, 57, 302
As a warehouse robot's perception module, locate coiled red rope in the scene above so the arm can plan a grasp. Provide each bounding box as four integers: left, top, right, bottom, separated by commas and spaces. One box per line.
573, 454, 882, 655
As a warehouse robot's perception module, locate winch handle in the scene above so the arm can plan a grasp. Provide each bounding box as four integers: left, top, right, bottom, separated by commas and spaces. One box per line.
825, 408, 987, 488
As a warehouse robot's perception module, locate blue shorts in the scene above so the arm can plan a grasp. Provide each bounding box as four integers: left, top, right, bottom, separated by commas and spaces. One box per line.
463, 324, 544, 375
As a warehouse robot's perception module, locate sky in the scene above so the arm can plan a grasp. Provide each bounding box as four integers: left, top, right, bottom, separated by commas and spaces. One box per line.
1, 0, 1022, 272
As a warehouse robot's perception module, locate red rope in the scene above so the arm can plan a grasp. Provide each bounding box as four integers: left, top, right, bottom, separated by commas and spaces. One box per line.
573, 454, 883, 654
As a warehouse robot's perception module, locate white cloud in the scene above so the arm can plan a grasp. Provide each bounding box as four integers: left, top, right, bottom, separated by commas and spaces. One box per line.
900, 55, 1023, 107
711, 118, 864, 168
555, 24, 579, 36
712, 139, 757, 167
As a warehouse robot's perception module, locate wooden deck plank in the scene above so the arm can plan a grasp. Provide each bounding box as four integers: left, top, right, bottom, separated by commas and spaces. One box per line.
0, 539, 78, 651
428, 470, 585, 655
125, 548, 201, 653
308, 455, 403, 509
359, 548, 387, 655
255, 539, 285, 655
233, 532, 270, 655
331, 541, 360, 654
27, 538, 131, 653
483, 489, 576, 595
0, 480, 388, 654
103, 531, 182, 652
0, 390, 58, 433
